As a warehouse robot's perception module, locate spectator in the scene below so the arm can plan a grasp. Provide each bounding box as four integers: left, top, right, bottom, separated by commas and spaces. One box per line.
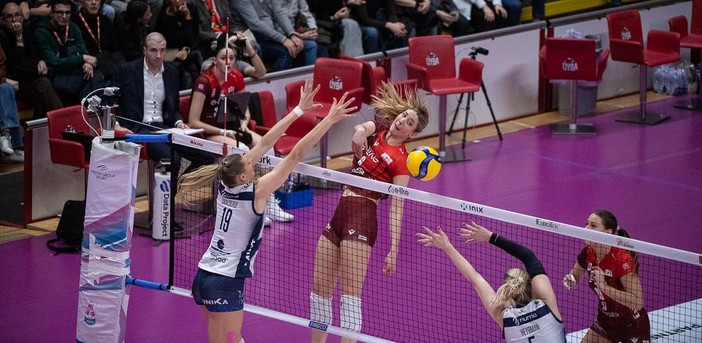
395, 0, 441, 37
307, 0, 364, 57
0, 46, 24, 163
191, 0, 241, 59
72, 0, 125, 81
435, 0, 471, 37
281, 0, 330, 57
33, 0, 105, 103
347, 0, 406, 53
0, 1, 62, 117
154, 0, 202, 89
470, 0, 509, 32
19, 0, 52, 25
114, 0, 152, 62
229, 0, 316, 72
112, 32, 212, 177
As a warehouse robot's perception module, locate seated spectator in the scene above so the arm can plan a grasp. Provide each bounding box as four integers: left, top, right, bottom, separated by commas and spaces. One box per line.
114, 0, 152, 62
188, 36, 263, 151
281, 0, 330, 57
308, 0, 363, 57
347, 0, 406, 53
112, 32, 212, 177
470, 0, 509, 32
0, 46, 24, 163
230, 0, 316, 72
192, 0, 242, 60
1, 1, 62, 117
435, 0, 471, 37
188, 37, 293, 223
72, 0, 125, 81
33, 0, 105, 103
395, 0, 440, 37
154, 0, 202, 89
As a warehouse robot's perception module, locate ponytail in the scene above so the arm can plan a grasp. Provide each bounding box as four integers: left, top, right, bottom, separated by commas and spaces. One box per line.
176, 154, 246, 206
615, 226, 639, 273
493, 268, 532, 308
594, 210, 639, 274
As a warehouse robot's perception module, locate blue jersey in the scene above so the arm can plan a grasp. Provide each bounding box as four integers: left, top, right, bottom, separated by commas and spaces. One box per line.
198, 181, 265, 278
502, 299, 566, 343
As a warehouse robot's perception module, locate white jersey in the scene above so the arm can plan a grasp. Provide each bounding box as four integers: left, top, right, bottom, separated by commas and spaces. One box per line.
502, 299, 566, 343
198, 181, 265, 278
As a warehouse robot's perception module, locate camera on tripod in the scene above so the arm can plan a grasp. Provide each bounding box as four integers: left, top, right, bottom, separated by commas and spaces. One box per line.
470, 46, 489, 56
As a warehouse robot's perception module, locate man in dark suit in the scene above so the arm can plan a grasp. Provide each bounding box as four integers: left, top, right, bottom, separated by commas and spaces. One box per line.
112, 31, 208, 175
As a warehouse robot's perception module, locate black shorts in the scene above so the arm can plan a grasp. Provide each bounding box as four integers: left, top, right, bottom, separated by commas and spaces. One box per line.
592, 308, 650, 343
192, 268, 245, 312
322, 195, 378, 247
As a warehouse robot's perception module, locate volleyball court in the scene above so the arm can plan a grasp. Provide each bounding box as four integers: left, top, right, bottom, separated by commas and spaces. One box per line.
168, 133, 701, 342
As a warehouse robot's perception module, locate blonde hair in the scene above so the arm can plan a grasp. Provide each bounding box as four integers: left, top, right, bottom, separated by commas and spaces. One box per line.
371, 82, 429, 133
175, 154, 246, 206
493, 268, 532, 308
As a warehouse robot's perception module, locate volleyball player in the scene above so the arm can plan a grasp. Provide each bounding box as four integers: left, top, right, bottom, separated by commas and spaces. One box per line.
418, 221, 566, 342
177, 81, 357, 343
563, 210, 650, 343
309, 82, 429, 343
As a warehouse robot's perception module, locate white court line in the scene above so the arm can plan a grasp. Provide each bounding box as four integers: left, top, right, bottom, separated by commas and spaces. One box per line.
566, 298, 702, 342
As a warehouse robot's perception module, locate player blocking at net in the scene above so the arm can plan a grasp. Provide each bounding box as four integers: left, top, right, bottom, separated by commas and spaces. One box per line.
562, 210, 650, 343
310, 82, 429, 343
176, 80, 357, 343
418, 222, 566, 342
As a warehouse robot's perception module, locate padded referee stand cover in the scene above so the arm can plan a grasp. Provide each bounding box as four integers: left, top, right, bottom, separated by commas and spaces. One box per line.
76, 138, 141, 343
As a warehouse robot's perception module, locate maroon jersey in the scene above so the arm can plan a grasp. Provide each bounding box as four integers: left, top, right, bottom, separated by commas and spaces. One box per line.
578, 246, 646, 327
192, 68, 246, 127
348, 128, 410, 200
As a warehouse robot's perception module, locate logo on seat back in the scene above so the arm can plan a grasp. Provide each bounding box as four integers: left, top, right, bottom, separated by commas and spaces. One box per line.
562, 58, 579, 72
621, 27, 632, 40
329, 76, 343, 90
426, 52, 439, 66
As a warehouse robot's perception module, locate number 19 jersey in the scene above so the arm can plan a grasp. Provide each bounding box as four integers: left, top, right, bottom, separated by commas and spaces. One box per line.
198, 182, 265, 279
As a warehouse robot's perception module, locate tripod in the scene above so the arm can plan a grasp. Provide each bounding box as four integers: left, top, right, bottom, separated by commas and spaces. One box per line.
446, 51, 503, 161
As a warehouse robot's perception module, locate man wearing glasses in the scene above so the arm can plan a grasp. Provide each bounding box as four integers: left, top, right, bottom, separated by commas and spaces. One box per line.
32, 0, 104, 103
0, 2, 62, 118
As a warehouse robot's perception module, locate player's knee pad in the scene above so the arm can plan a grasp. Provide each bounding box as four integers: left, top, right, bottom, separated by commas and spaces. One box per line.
340, 294, 362, 332
310, 292, 333, 324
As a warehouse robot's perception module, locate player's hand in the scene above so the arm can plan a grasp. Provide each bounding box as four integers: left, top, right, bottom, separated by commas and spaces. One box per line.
417, 226, 452, 251
383, 250, 397, 275
458, 221, 491, 243
563, 273, 577, 290
589, 267, 606, 289
351, 127, 366, 158
324, 92, 357, 124
296, 79, 321, 112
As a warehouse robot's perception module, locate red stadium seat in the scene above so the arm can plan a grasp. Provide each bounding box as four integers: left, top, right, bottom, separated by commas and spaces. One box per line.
406, 35, 483, 162
668, 0, 702, 111
539, 37, 610, 134
606, 9, 680, 124
46, 105, 92, 170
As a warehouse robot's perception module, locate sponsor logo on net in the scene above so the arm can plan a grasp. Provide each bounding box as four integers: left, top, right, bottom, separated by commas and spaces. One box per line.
309, 321, 328, 331
536, 218, 559, 230
387, 185, 409, 196
189, 139, 204, 147
460, 202, 484, 213
616, 238, 635, 250
258, 155, 271, 166
322, 170, 332, 177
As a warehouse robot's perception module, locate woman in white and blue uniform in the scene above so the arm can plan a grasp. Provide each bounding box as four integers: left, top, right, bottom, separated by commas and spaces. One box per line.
418, 222, 566, 343
176, 81, 357, 343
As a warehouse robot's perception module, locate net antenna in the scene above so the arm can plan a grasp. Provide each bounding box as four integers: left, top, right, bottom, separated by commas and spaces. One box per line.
218, 17, 232, 156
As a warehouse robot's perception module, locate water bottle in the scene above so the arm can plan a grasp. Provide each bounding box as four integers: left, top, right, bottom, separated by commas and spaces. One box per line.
65, 124, 75, 133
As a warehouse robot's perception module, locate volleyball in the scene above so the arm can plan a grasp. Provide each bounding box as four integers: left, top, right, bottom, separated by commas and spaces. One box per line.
406, 146, 442, 181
